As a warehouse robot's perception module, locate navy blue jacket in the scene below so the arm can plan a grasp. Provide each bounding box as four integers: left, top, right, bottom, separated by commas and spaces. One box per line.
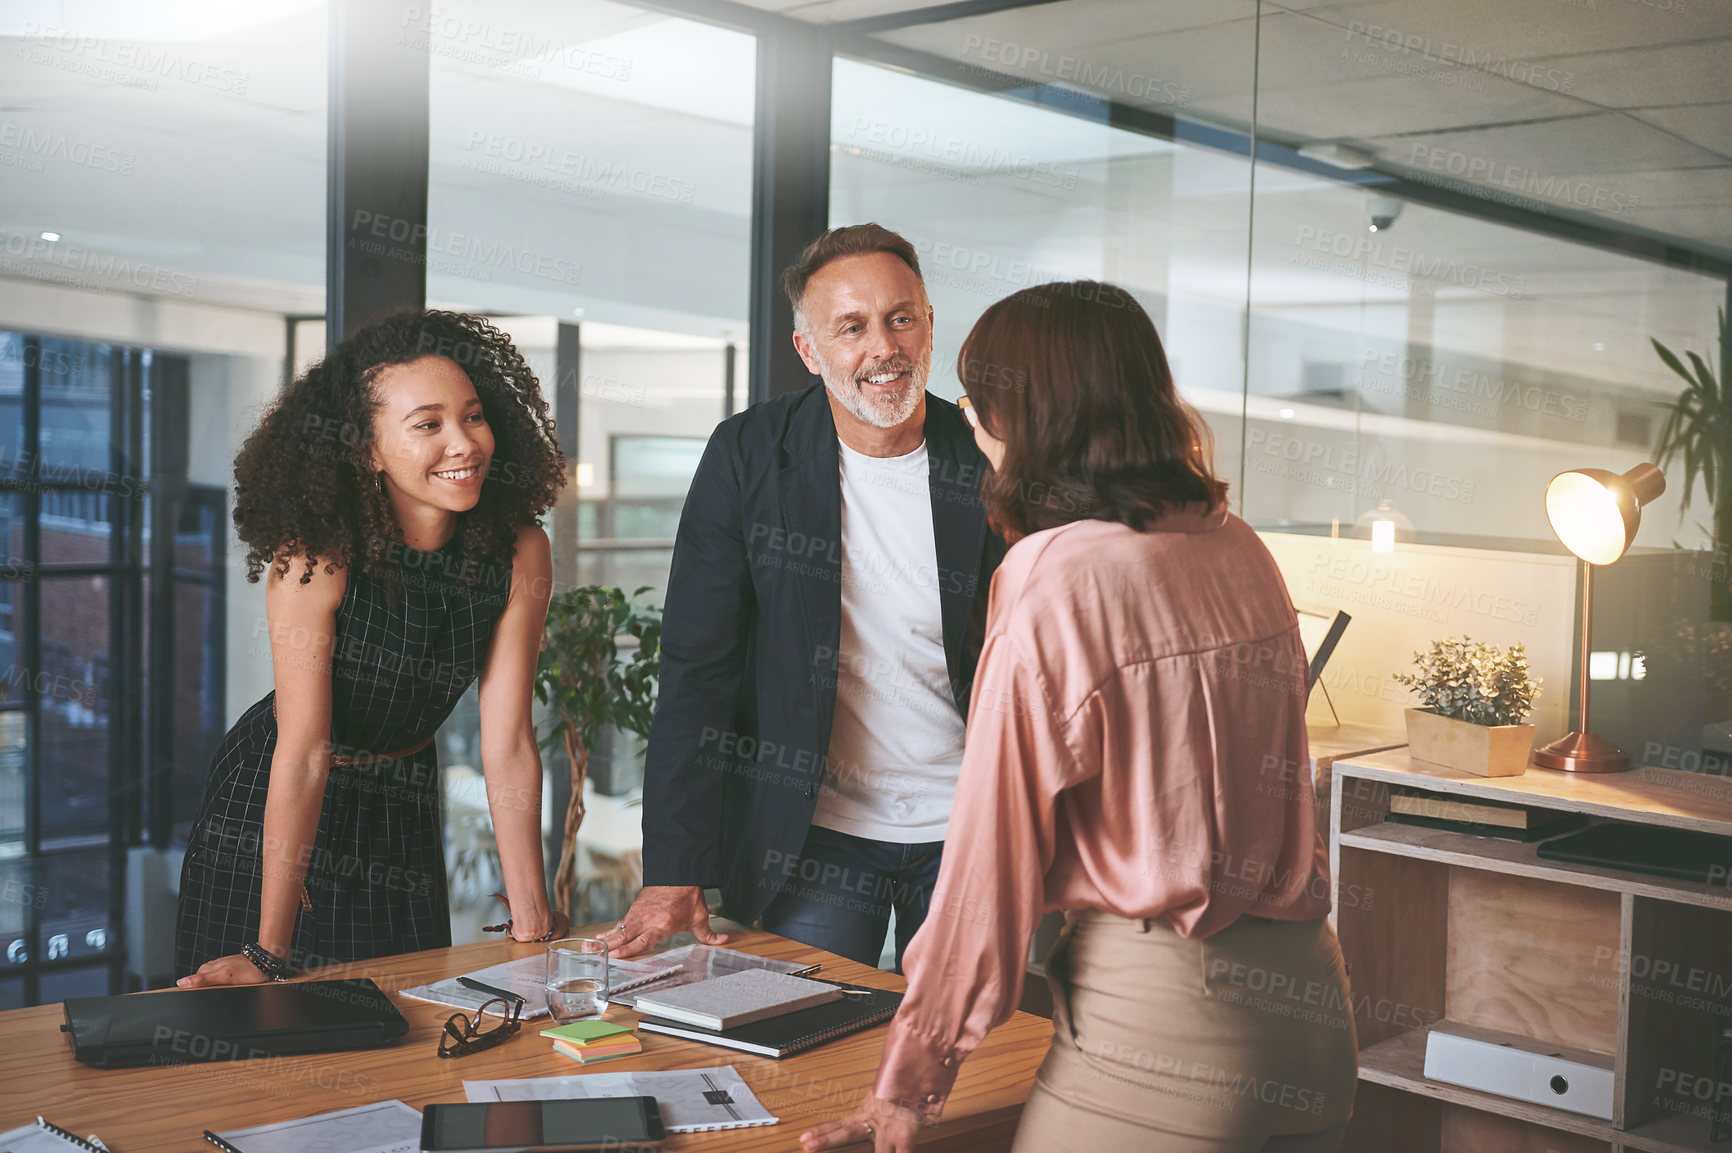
641, 383, 1004, 922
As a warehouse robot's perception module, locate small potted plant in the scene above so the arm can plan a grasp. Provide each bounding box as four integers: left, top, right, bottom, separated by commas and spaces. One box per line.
1393, 637, 1541, 777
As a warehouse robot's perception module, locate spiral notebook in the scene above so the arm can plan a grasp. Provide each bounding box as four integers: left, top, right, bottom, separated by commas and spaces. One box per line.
0, 1117, 111, 1152
635, 980, 902, 1058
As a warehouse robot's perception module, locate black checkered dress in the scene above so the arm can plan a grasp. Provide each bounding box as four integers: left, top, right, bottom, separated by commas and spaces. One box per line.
175, 537, 511, 977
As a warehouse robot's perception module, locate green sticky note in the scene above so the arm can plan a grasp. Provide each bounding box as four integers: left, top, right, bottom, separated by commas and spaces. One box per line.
540, 1020, 633, 1044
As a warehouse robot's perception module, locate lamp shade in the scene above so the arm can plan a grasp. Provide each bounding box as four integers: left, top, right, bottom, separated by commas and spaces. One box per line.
1544, 463, 1666, 565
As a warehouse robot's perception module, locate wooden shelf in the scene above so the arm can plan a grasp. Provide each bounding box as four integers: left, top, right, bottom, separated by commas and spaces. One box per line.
1333, 755, 1732, 1152
1357, 1028, 1620, 1144
1334, 750, 1732, 836
1620, 1106, 1729, 1153
1339, 822, 1732, 912
1358, 1028, 1725, 1153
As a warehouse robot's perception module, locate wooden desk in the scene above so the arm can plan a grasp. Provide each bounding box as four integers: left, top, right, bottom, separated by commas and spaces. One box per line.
1304, 721, 1406, 794
0, 927, 1052, 1152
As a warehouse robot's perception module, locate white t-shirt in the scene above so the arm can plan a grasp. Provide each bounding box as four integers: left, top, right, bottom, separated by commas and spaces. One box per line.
812, 438, 967, 843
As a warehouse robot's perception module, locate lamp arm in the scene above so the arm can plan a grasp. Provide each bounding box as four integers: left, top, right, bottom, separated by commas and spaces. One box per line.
1578, 559, 1593, 736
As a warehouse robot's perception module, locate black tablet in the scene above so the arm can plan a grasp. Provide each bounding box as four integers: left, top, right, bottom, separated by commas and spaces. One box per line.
420, 1098, 666, 1153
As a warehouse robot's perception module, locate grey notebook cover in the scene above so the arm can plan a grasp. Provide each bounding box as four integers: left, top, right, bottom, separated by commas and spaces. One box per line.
631, 968, 842, 1030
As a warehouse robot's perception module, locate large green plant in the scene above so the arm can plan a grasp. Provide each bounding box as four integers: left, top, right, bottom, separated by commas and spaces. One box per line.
1652, 308, 1732, 621
534, 586, 661, 918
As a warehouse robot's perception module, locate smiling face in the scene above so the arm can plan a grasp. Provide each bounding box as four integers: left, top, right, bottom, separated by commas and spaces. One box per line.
367, 355, 495, 524
792, 251, 932, 432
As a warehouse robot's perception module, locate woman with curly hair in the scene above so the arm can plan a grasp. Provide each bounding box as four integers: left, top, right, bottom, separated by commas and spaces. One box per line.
175, 310, 570, 986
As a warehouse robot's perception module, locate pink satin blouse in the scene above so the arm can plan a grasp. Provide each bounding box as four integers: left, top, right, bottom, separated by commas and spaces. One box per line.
874, 506, 1330, 1115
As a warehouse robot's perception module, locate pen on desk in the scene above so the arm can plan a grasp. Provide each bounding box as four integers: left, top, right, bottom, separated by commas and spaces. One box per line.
458, 976, 526, 1005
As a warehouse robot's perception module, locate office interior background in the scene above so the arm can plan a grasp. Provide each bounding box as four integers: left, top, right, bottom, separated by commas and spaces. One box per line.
0, 0, 1726, 1033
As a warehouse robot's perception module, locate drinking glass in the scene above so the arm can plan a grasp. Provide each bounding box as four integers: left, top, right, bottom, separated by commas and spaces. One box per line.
545, 937, 610, 1022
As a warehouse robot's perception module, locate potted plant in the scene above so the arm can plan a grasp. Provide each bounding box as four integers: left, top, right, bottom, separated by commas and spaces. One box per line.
534, 585, 661, 919
1394, 637, 1541, 777
1652, 308, 1731, 622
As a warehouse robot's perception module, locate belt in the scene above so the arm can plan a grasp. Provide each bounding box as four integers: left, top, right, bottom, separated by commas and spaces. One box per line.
270, 698, 435, 765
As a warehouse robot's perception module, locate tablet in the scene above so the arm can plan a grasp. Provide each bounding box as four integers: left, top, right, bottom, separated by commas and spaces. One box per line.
420, 1098, 666, 1153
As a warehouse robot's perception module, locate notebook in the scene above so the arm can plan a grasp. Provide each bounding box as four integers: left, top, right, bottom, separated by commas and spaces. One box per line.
60, 979, 409, 1068
0, 1117, 111, 1152
633, 968, 842, 1031
463, 1065, 778, 1134
635, 980, 902, 1058
203, 1099, 423, 1153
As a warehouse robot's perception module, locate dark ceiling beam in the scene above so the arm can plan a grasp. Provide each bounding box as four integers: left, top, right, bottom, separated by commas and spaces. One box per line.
831, 0, 1068, 36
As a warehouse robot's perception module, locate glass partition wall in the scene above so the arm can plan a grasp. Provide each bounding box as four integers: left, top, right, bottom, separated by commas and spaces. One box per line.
0, 0, 1725, 1022
843, 0, 1727, 762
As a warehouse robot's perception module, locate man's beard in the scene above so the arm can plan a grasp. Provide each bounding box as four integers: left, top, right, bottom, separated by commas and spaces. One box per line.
816, 350, 928, 429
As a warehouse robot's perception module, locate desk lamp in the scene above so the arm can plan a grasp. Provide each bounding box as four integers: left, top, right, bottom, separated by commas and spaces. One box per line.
1531, 463, 1666, 772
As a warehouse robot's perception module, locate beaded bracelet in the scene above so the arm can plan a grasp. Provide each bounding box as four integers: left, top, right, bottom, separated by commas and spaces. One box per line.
481, 892, 562, 943
242, 941, 295, 982
481, 919, 562, 943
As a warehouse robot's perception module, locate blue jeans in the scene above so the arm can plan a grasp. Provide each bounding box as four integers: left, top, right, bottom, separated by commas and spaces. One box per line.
758, 824, 944, 972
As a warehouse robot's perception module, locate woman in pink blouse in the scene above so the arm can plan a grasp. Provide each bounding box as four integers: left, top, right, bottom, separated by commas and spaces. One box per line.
802, 281, 1358, 1152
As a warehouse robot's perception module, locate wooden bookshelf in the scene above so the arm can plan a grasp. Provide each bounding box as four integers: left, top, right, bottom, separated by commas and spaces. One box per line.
1331, 750, 1732, 1153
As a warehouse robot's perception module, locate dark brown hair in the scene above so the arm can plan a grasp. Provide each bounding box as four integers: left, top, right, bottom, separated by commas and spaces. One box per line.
959, 280, 1227, 542
233, 310, 565, 587
781, 223, 923, 328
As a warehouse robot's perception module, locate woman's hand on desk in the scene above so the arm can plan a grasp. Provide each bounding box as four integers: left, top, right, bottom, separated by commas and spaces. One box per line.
176, 953, 271, 989
800, 1094, 922, 1153
511, 909, 571, 943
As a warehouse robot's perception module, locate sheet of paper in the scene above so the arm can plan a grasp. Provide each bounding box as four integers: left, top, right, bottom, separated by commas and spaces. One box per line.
211, 1099, 422, 1153
599, 944, 812, 1009
463, 1064, 778, 1133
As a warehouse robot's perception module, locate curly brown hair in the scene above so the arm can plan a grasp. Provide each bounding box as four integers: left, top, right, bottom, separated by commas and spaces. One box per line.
233, 310, 565, 586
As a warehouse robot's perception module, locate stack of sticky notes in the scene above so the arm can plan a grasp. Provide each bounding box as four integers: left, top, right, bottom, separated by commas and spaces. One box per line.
540, 1019, 642, 1064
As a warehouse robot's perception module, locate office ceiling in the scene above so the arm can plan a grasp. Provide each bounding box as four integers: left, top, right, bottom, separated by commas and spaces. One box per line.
0, 0, 1724, 360
753, 0, 1732, 260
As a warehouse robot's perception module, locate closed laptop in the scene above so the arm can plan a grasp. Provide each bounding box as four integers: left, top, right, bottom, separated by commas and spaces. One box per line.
61, 978, 410, 1068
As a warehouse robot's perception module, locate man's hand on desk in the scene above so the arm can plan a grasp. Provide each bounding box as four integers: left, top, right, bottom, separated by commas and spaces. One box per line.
800, 1094, 923, 1153
599, 885, 729, 958
177, 953, 271, 988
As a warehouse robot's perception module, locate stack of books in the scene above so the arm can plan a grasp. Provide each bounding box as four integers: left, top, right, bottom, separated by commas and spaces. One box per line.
540, 1019, 642, 1065
633, 968, 903, 1058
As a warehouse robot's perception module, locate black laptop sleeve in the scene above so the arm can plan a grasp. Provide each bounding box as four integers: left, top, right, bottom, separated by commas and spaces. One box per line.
61, 978, 410, 1068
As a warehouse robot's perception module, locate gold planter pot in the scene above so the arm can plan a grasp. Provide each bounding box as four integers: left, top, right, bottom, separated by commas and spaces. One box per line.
1404, 708, 1534, 778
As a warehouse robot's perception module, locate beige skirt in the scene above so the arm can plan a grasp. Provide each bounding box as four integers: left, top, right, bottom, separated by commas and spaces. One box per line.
1012, 910, 1359, 1153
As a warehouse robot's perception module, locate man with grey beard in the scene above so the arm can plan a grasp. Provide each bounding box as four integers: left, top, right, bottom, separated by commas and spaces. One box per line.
601, 224, 1004, 970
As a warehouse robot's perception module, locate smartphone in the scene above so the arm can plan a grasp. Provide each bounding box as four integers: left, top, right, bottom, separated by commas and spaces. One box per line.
420, 1098, 666, 1153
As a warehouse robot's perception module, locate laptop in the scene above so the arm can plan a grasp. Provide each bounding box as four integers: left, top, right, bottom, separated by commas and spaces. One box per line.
61, 978, 410, 1068
1536, 822, 1732, 885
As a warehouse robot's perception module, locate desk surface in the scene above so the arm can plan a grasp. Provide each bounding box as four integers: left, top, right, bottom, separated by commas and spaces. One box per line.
0, 927, 1052, 1152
